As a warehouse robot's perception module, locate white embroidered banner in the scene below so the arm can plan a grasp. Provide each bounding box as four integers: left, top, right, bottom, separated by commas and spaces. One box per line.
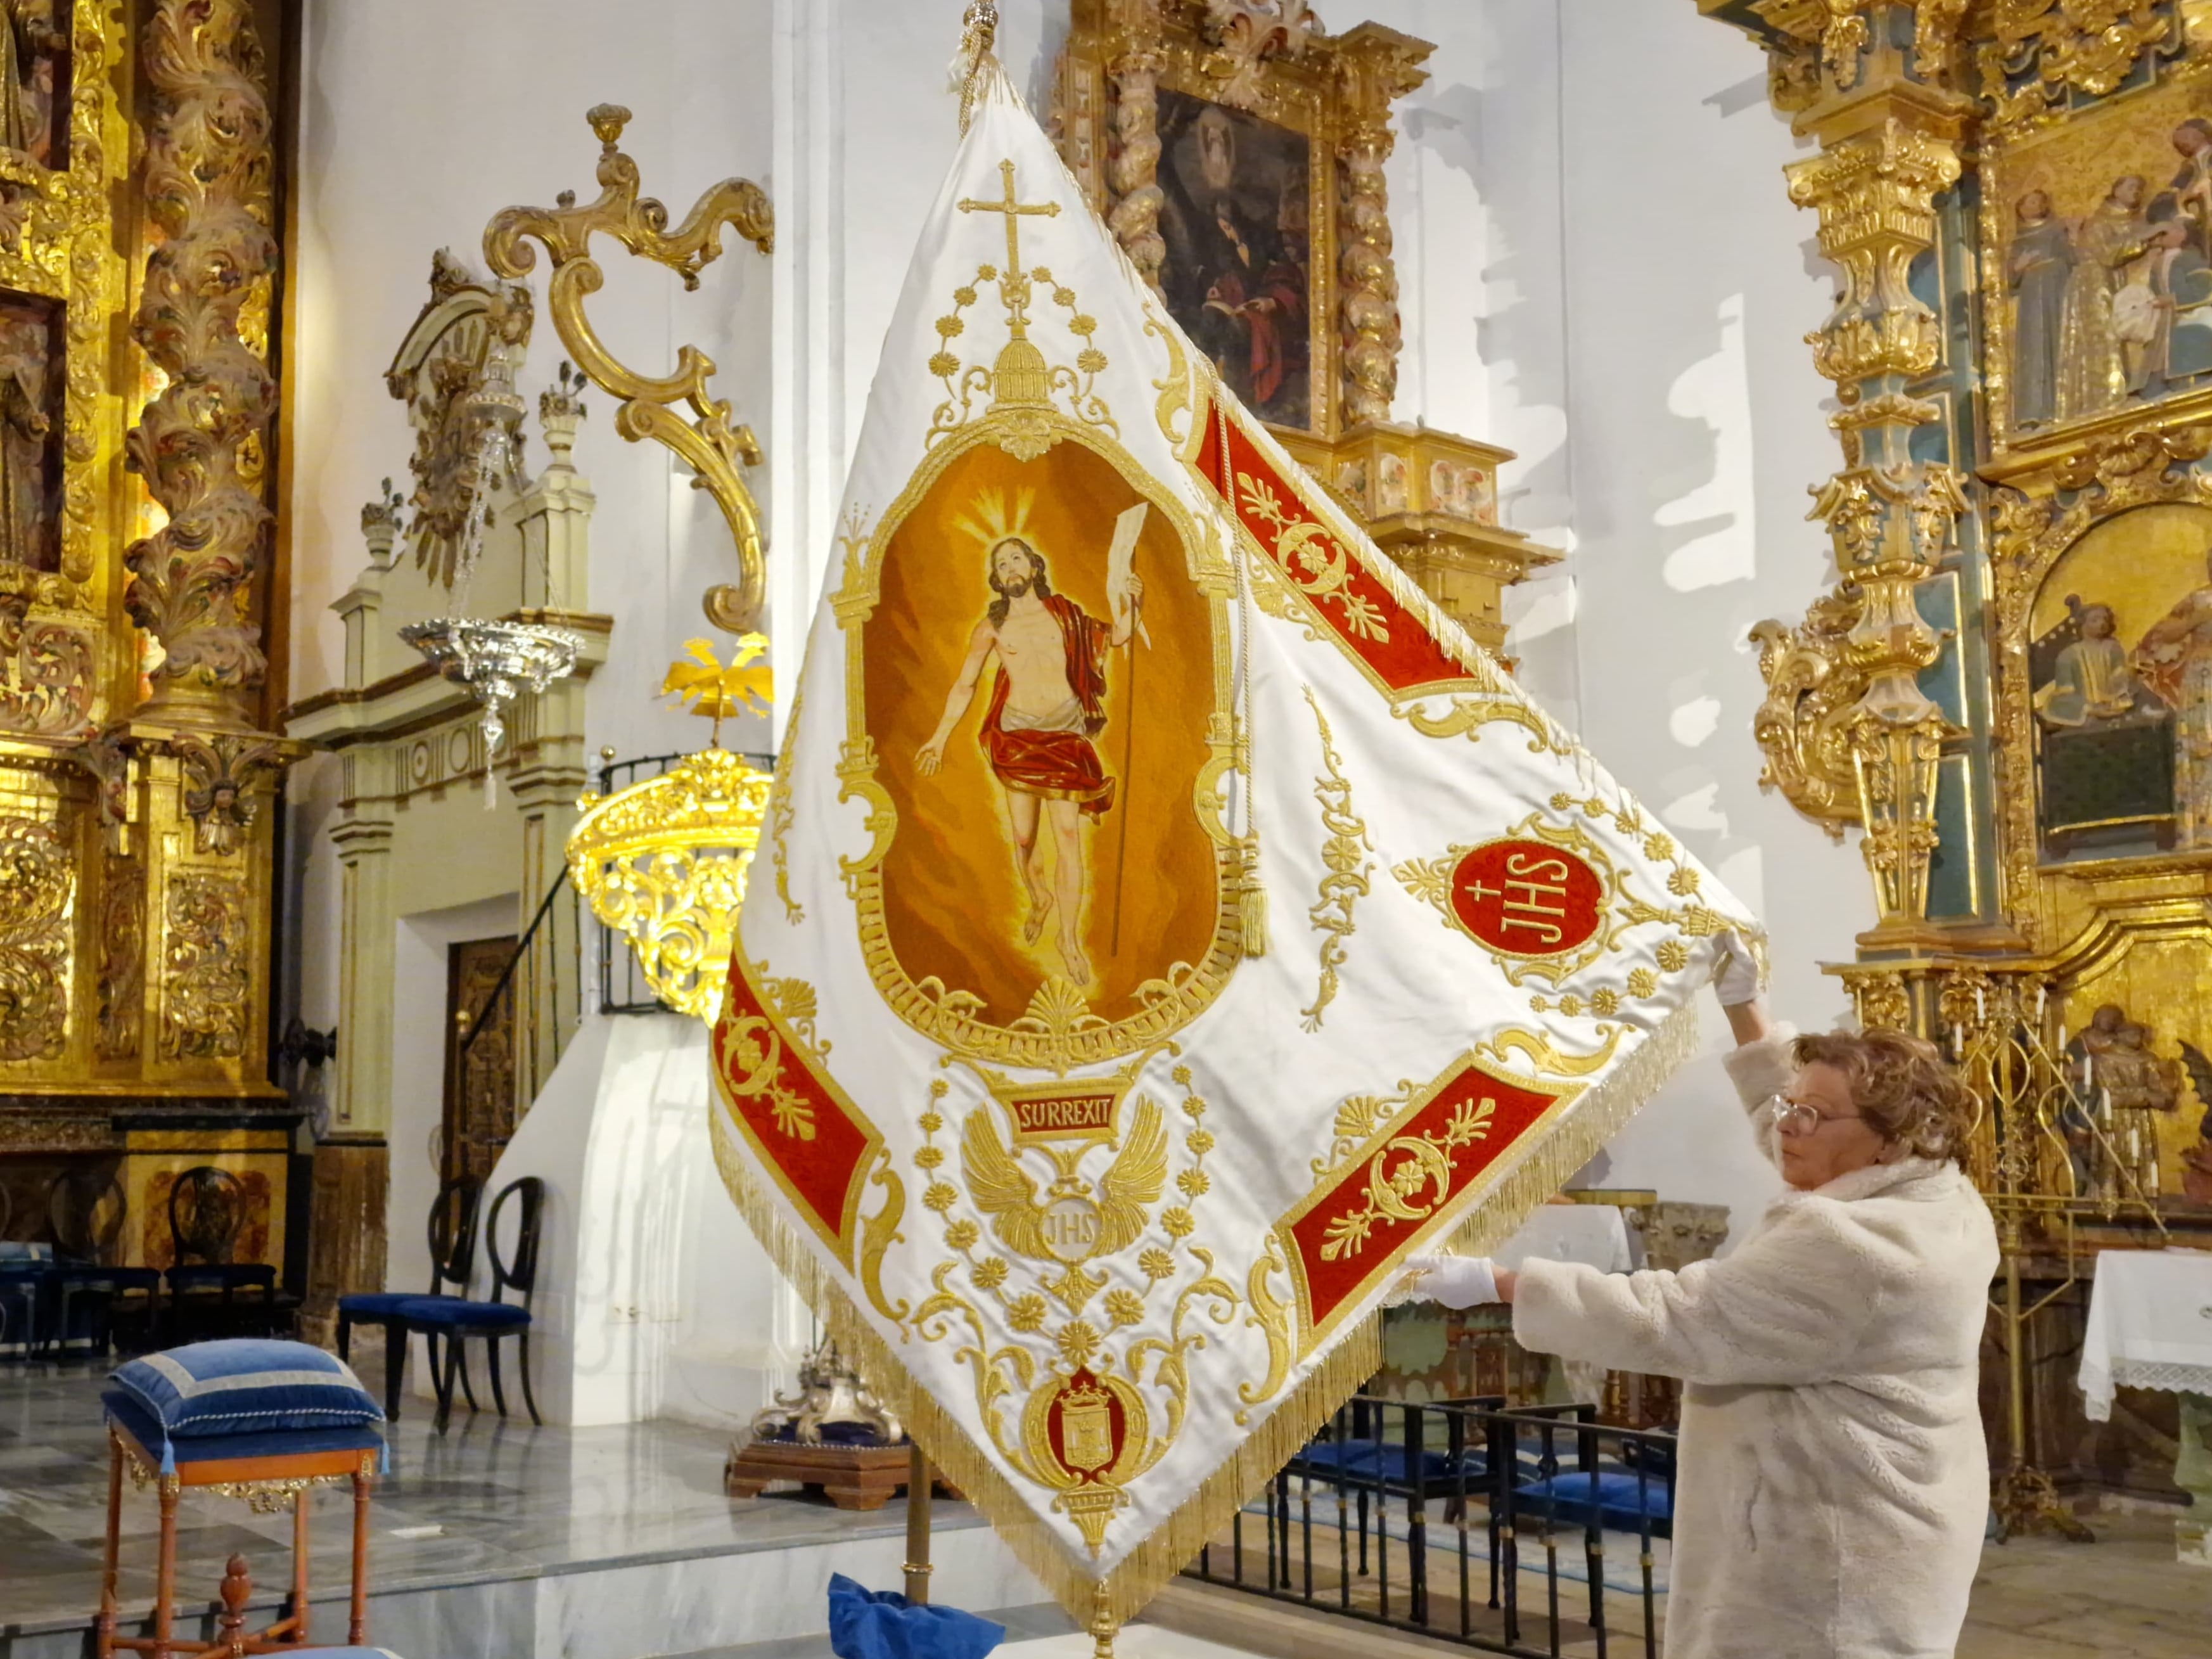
710, 60, 1759, 1630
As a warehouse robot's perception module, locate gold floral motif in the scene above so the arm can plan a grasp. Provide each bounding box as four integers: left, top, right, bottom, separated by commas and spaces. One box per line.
1299, 689, 1371, 1031
159, 871, 250, 1062
484, 104, 774, 632
0, 816, 71, 1061
1318, 1096, 1495, 1262
1237, 469, 1388, 641
96, 856, 144, 1061
1983, 0, 2177, 130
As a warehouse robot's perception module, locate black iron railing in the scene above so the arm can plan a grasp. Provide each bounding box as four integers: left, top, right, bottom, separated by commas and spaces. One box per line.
1187, 1394, 1675, 1657
459, 863, 585, 1120
591, 748, 774, 1015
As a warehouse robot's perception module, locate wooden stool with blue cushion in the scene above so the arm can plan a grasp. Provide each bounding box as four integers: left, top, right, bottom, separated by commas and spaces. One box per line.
395, 1175, 543, 1433
96, 1339, 386, 1659
336, 1174, 482, 1419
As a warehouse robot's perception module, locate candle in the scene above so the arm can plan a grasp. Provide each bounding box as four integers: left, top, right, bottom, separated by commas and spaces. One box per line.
1976, 985, 1986, 1023
2035, 984, 2047, 1023
2083, 1052, 2094, 1094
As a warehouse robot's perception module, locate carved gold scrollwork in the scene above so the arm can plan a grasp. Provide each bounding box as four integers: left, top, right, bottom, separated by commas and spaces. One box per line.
1749, 590, 1865, 835
172, 734, 278, 857
1981, 0, 2178, 131
0, 816, 71, 1062
125, 0, 279, 711
484, 104, 775, 632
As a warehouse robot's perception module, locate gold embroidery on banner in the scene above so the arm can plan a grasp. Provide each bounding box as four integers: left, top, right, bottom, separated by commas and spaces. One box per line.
1236, 468, 1389, 643
1236, 1234, 1293, 1426
859, 1151, 911, 1332
1299, 688, 1372, 1031
906, 1060, 1260, 1557
838, 264, 1241, 1072
1317, 1096, 1497, 1263
1398, 695, 1559, 752
1476, 1023, 1628, 1080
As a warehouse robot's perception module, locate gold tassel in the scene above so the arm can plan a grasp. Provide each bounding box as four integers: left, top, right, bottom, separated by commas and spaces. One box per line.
1237, 841, 1268, 958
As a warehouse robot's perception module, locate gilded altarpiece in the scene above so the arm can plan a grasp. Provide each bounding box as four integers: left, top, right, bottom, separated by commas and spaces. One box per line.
1052, 2, 1557, 657
1699, 0, 2212, 1532
0, 1, 303, 1276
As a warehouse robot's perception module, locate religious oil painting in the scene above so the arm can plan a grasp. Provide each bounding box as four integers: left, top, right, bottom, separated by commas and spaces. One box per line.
860, 435, 1220, 1030
1155, 87, 1314, 432
0, 290, 61, 574
1992, 73, 2212, 445
0, 1, 68, 171
2028, 503, 2212, 862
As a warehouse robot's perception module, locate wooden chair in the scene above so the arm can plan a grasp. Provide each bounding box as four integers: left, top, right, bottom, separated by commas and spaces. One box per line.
336, 1174, 482, 1419
165, 1167, 283, 1340
48, 1170, 161, 1356
395, 1176, 543, 1432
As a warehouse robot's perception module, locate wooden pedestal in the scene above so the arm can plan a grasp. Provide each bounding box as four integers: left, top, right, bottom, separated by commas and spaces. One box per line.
725, 1439, 956, 1512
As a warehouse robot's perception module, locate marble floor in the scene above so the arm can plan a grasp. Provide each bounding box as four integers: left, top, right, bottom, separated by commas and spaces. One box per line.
0, 1361, 1035, 1659
3, 1359, 2203, 1659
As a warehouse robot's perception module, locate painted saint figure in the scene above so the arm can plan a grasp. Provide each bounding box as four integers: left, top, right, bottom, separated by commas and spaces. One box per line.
2035, 604, 2138, 727
0, 312, 49, 571
2058, 175, 2151, 422
2009, 191, 2072, 428
917, 535, 1141, 988
2168, 118, 2212, 262
2132, 546, 2212, 848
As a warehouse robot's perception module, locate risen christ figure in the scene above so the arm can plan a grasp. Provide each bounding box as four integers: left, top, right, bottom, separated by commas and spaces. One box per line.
917, 537, 1141, 988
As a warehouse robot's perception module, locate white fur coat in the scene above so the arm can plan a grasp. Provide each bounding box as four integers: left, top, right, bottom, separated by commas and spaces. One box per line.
1512, 1030, 1997, 1659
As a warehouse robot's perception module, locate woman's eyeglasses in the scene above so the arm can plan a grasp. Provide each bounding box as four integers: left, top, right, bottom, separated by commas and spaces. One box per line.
1764, 1094, 1866, 1138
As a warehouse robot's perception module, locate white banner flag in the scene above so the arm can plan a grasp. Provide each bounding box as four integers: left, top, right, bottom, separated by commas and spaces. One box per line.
711, 58, 1759, 1632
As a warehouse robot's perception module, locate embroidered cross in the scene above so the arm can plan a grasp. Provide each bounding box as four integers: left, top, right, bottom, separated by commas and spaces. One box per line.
959, 159, 1060, 338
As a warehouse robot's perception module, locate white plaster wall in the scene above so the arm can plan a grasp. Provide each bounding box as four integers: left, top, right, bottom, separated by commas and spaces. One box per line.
1371, 0, 1867, 1231
286, 0, 778, 1049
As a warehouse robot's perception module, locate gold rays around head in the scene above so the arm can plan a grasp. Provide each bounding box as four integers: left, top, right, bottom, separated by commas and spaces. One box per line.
952, 487, 1038, 561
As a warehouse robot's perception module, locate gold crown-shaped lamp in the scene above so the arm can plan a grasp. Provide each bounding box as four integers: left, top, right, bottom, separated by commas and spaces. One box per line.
566, 636, 774, 1022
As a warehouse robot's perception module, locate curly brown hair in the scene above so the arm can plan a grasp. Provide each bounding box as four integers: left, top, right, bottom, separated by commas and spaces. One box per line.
1791, 1028, 1978, 1169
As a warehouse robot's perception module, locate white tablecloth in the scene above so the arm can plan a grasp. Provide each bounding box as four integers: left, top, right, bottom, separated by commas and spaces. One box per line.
2078, 1247, 2212, 1421
1495, 1204, 1633, 1274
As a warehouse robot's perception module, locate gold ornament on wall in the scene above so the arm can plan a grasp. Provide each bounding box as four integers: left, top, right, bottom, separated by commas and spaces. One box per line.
483, 103, 774, 634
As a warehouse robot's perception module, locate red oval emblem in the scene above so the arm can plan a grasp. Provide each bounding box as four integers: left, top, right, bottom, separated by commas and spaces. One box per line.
1447, 839, 1604, 958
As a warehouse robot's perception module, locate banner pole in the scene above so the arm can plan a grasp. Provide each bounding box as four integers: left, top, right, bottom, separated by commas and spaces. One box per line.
903, 1442, 933, 1603
1109, 608, 1139, 958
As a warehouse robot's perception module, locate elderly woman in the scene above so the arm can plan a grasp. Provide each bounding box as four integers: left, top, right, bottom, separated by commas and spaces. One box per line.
1406, 940, 1997, 1659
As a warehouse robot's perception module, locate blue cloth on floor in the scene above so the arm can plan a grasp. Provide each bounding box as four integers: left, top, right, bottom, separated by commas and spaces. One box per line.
827, 1573, 1004, 1659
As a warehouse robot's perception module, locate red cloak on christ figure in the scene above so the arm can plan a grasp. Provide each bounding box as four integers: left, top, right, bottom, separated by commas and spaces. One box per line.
980, 592, 1115, 816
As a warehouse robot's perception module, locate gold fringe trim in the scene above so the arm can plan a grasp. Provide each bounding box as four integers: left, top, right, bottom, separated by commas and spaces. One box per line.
710, 1106, 1377, 1630
1444, 1002, 1703, 1258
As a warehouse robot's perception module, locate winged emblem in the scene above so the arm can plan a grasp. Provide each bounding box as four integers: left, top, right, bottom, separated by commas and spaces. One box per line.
961, 1096, 1168, 1265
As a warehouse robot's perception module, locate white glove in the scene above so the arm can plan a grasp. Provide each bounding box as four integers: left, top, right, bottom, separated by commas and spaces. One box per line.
1394, 1254, 1500, 1309
1710, 928, 1765, 1008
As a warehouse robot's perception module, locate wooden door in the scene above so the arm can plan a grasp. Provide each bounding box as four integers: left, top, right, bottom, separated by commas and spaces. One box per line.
443, 936, 518, 1185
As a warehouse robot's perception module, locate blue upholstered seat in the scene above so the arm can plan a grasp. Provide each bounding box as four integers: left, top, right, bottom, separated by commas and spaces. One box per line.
393, 1297, 529, 1329
337, 1290, 446, 1317
103, 1388, 385, 1475
110, 1338, 383, 1440
1513, 1470, 1674, 1535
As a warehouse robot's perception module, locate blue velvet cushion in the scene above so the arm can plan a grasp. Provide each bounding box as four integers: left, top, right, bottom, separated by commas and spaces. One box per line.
392, 1297, 529, 1330
110, 1340, 384, 1439
337, 1291, 432, 1317
104, 1390, 385, 1477
827, 1573, 1004, 1659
